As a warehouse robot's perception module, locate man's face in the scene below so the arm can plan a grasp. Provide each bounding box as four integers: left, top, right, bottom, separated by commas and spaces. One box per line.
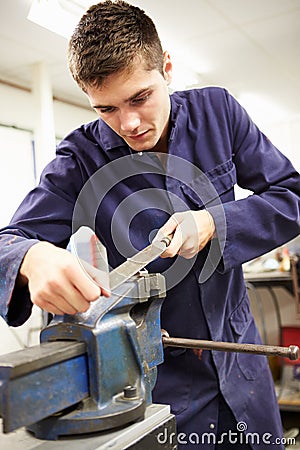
86, 53, 172, 153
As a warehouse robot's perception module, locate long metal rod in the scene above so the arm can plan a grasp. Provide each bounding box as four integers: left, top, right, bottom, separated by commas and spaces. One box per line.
162, 335, 299, 360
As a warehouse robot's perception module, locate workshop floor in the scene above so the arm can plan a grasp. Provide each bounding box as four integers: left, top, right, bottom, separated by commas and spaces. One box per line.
276, 366, 300, 448
281, 410, 300, 448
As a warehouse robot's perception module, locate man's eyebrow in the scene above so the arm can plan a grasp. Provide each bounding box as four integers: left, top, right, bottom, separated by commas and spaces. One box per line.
92, 101, 112, 109
126, 86, 153, 102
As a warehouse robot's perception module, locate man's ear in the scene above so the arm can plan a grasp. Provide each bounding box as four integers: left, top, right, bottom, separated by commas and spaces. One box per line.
163, 51, 173, 85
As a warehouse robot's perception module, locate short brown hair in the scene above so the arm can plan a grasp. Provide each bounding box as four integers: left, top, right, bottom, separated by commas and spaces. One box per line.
68, 0, 164, 92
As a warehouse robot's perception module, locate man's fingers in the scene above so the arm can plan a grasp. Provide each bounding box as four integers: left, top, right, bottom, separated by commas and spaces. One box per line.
79, 259, 110, 297
32, 293, 79, 316
155, 215, 179, 240
20, 241, 111, 316
160, 227, 183, 258
30, 276, 93, 314
157, 210, 214, 259
154, 215, 180, 258
43, 304, 66, 316
67, 261, 101, 301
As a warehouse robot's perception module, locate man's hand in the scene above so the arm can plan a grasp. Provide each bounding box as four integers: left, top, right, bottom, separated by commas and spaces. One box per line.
19, 242, 110, 315
157, 210, 216, 259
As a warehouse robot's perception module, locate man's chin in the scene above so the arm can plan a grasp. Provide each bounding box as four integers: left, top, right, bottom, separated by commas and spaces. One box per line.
122, 131, 159, 152
127, 141, 157, 153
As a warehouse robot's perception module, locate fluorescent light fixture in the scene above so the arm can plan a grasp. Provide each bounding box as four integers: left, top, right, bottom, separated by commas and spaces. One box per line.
27, 0, 87, 39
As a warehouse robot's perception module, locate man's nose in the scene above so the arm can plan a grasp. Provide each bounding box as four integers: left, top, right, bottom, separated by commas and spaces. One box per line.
119, 110, 141, 133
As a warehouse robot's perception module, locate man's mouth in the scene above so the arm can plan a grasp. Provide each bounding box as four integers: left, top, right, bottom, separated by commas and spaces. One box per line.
125, 130, 149, 140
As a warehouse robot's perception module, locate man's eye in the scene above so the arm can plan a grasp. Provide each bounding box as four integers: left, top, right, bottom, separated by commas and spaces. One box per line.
132, 94, 150, 105
98, 107, 115, 114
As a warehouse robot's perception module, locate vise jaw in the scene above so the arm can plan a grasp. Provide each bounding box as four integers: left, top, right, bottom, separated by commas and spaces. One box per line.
0, 272, 166, 440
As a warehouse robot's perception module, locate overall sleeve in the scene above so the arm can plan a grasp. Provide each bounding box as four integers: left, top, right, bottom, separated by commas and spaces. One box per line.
210, 91, 300, 272
0, 144, 86, 326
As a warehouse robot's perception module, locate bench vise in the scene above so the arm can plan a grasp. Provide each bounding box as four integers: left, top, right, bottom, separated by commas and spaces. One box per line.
0, 271, 167, 440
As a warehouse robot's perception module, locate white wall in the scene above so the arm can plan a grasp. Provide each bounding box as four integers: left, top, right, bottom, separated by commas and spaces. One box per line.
54, 97, 98, 140
0, 126, 35, 226
260, 117, 300, 172
0, 83, 96, 354
0, 83, 97, 140
0, 82, 96, 226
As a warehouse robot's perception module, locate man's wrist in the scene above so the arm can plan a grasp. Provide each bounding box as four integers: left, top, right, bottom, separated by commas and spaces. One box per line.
207, 211, 216, 239
18, 242, 43, 286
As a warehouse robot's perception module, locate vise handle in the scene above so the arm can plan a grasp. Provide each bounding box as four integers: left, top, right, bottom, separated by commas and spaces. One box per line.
161, 330, 299, 361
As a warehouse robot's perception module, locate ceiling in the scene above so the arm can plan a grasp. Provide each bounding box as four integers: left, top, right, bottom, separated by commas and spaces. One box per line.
0, 0, 300, 124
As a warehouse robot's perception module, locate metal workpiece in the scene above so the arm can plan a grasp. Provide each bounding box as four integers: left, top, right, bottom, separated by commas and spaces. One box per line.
0, 272, 166, 440
161, 331, 300, 360
108, 237, 170, 292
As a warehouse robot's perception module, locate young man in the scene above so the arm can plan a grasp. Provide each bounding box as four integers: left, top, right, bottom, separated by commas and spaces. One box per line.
0, 1, 299, 448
